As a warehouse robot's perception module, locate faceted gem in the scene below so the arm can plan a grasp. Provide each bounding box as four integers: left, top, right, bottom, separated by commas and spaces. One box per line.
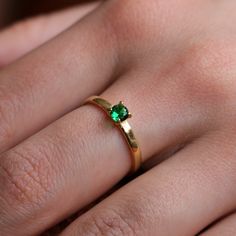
110, 102, 129, 123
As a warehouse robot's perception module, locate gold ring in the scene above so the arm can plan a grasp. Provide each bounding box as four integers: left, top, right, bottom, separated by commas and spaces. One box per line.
85, 96, 142, 174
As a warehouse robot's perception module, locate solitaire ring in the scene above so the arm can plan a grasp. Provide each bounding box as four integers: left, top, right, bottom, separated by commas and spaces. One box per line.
85, 96, 142, 174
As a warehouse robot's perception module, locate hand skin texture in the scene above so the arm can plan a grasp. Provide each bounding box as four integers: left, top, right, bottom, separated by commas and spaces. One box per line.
0, 0, 236, 235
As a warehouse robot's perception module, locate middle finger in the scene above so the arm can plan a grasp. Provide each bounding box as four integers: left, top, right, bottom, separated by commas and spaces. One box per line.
0, 3, 116, 153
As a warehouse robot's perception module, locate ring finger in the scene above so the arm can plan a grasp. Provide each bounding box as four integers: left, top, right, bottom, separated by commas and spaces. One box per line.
0, 70, 208, 235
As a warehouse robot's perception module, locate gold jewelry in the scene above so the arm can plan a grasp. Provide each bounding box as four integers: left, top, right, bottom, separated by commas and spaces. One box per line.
85, 96, 142, 174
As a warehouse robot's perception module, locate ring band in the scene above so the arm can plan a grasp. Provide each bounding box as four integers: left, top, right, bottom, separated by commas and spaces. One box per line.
85, 96, 142, 174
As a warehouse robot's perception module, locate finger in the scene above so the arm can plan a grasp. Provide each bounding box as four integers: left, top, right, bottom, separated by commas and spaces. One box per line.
0, 70, 211, 235
60, 130, 236, 236
0, 2, 118, 153
0, 2, 101, 67
200, 213, 236, 236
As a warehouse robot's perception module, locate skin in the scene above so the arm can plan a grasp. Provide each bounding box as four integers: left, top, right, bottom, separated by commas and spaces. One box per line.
0, 0, 236, 235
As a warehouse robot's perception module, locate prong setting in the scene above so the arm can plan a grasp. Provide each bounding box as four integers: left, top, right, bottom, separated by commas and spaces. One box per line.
110, 102, 130, 123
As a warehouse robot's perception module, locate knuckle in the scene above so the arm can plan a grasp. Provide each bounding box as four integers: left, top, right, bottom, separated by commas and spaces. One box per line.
182, 39, 236, 89
0, 144, 55, 207
172, 40, 236, 117
84, 209, 137, 236
103, 0, 161, 51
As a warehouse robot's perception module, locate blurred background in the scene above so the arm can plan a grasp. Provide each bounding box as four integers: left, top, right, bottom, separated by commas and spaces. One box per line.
0, 0, 95, 29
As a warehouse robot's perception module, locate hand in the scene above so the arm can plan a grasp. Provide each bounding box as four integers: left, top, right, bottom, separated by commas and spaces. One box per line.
0, 0, 236, 235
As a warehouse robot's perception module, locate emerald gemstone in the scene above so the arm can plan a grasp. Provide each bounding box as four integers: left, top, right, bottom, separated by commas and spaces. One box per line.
110, 103, 129, 123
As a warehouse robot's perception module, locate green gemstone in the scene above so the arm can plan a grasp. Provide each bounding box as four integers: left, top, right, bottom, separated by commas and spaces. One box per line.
110, 103, 129, 123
